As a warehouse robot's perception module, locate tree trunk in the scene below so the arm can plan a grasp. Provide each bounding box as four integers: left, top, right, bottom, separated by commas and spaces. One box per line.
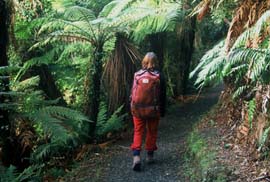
0, 0, 10, 140
0, 0, 12, 167
149, 32, 166, 70
84, 44, 104, 137
175, 17, 196, 95
30, 65, 67, 105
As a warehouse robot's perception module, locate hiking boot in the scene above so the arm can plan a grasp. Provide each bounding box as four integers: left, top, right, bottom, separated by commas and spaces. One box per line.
132, 155, 141, 171
146, 154, 154, 164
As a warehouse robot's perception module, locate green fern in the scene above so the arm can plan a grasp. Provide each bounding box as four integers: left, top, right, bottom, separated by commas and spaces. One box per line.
190, 40, 226, 88
28, 106, 90, 143
227, 48, 270, 83
99, 0, 183, 42
96, 102, 127, 138
16, 164, 44, 182
0, 66, 20, 75
247, 99, 256, 129
191, 10, 270, 93
0, 164, 43, 182
12, 76, 40, 91
1, 72, 90, 163
0, 165, 18, 182
232, 85, 250, 99
258, 126, 270, 152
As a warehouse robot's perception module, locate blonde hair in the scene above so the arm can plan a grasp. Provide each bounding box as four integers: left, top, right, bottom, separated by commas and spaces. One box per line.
142, 52, 158, 69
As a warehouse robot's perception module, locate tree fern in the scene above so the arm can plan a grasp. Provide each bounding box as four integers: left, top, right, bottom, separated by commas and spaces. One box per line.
100, 0, 183, 42
1, 71, 90, 163
63, 5, 96, 21
191, 10, 270, 93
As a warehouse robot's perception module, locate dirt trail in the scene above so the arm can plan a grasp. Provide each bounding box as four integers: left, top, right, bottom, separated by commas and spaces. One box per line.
66, 86, 222, 182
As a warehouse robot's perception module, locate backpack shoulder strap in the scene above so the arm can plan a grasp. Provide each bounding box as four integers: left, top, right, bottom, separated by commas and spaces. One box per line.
135, 69, 147, 77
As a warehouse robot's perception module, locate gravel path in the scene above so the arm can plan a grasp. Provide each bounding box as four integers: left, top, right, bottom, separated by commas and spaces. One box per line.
67, 86, 221, 182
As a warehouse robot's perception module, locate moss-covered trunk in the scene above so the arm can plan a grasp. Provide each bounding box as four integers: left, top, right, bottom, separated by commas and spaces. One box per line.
84, 44, 104, 137
175, 17, 196, 96
149, 32, 166, 70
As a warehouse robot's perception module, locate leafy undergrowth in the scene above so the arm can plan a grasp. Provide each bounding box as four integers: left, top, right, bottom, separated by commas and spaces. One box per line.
184, 120, 232, 182
185, 101, 270, 182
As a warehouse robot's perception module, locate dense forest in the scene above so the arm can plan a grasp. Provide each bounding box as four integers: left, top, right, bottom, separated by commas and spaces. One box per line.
1, 0, 270, 181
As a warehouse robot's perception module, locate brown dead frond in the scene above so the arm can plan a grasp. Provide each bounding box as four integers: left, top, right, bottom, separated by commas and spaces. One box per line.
189, 0, 211, 21
197, 0, 211, 21
103, 34, 141, 114
225, 0, 270, 53
14, 117, 36, 154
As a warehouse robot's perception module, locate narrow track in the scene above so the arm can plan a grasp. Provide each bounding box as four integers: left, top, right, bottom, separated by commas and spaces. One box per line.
67, 86, 221, 182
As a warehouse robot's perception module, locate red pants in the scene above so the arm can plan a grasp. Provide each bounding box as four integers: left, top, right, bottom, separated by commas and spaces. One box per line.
131, 116, 159, 151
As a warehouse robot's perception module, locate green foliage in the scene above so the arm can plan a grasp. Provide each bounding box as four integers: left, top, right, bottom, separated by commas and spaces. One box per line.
190, 40, 226, 88
0, 164, 43, 182
0, 65, 90, 163
247, 99, 256, 129
99, 0, 184, 43
191, 10, 270, 100
163, 52, 177, 97
96, 102, 127, 139
209, 0, 237, 24
258, 126, 270, 152
185, 129, 227, 182
75, 0, 113, 16
0, 165, 18, 182
232, 85, 250, 99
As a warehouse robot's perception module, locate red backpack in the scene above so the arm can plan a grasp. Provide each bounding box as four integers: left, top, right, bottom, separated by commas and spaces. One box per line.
130, 69, 160, 119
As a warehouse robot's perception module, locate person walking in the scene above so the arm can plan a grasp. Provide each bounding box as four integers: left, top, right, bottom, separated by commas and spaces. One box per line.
130, 52, 166, 171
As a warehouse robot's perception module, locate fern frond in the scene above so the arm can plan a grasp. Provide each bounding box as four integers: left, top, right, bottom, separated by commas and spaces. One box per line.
0, 165, 18, 182
64, 6, 96, 21
39, 106, 90, 123
231, 10, 270, 50
97, 102, 108, 126
248, 99, 256, 129
57, 42, 92, 63
28, 106, 89, 143
190, 40, 225, 79
194, 55, 226, 89
16, 164, 44, 182
96, 103, 127, 137
0, 66, 20, 75
233, 85, 250, 99
100, 0, 134, 18
12, 76, 40, 91
14, 48, 61, 81
227, 48, 270, 83
258, 126, 270, 152
102, 0, 182, 42
31, 143, 58, 162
